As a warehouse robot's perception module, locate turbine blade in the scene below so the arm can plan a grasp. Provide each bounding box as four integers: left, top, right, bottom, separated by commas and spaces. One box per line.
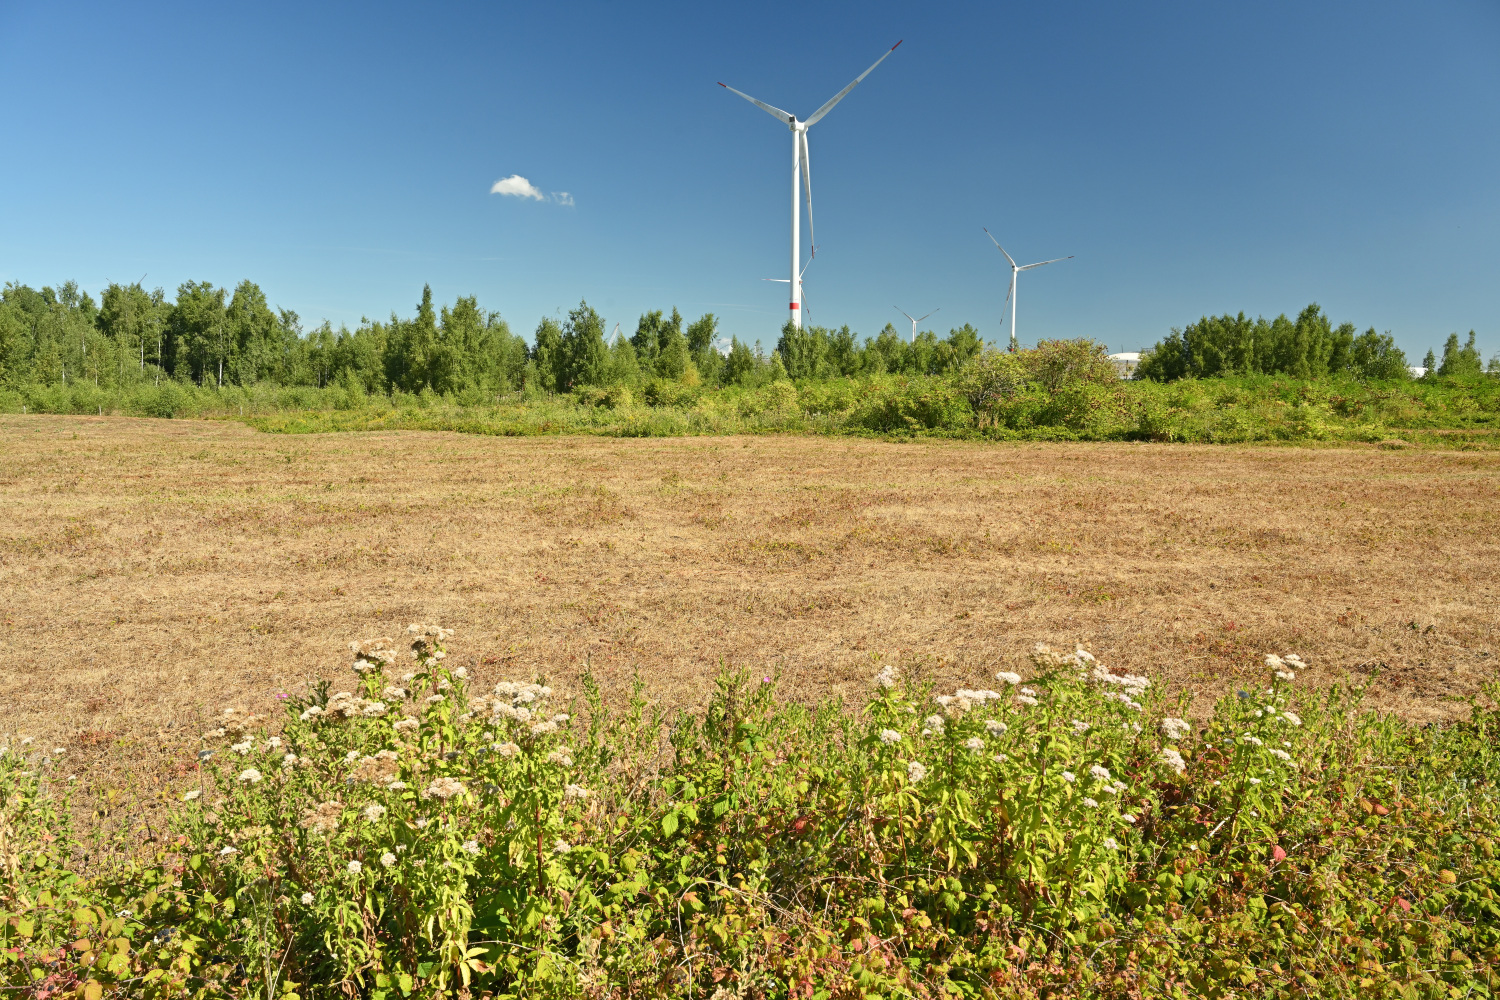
803, 40, 903, 126
983, 227, 1018, 268
718, 83, 794, 124
763, 278, 791, 282
895, 307, 916, 323
1019, 255, 1075, 270
800, 131, 814, 257
917, 309, 939, 323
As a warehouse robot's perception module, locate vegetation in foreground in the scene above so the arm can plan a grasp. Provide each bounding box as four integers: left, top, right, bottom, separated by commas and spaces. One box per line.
4, 629, 1498, 998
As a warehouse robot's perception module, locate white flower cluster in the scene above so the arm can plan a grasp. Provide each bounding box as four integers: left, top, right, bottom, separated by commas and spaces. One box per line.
985, 720, 1008, 735
879, 729, 903, 745
1266, 653, 1306, 682
874, 663, 900, 690
921, 714, 945, 736
906, 761, 928, 783
995, 671, 1023, 686
934, 689, 1004, 716
422, 776, 465, 801
350, 638, 399, 675
1159, 748, 1187, 775
303, 690, 387, 722
564, 783, 591, 802
1160, 717, 1193, 741
484, 681, 555, 725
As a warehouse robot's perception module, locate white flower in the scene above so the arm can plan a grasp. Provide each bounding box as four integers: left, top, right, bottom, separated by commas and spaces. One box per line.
415, 818, 430, 829
1160, 748, 1187, 775
237, 768, 263, 784
454, 667, 468, 679
385, 780, 407, 791
230, 741, 253, 756
531, 720, 559, 736
1083, 797, 1100, 808
1275, 670, 1296, 682
380, 852, 397, 868
1242, 735, 1264, 747
985, 720, 1008, 735
1280, 712, 1302, 727
462, 840, 481, 855
423, 777, 465, 800
552, 713, 570, 724
996, 671, 1022, 686
265, 737, 282, 749
300, 892, 314, 904
393, 718, 419, 733
1265, 653, 1285, 669
1020, 686, 1038, 697
1270, 748, 1293, 762
546, 749, 574, 766
874, 664, 900, 689
345, 751, 360, 762
281, 754, 298, 769
1015, 695, 1039, 707
1060, 771, 1076, 783
183, 789, 202, 801
361, 701, 388, 717
425, 695, 445, 705
1103, 837, 1120, 850
992, 753, 1009, 763
218, 846, 238, 856
1160, 718, 1193, 741
907, 761, 928, 783
1121, 813, 1136, 824
964, 737, 985, 752
347, 860, 363, 874
1071, 719, 1090, 734
564, 783, 590, 802
496, 742, 520, 757
553, 839, 572, 854
923, 714, 945, 733
1248, 777, 1261, 785
363, 803, 387, 822
879, 729, 903, 745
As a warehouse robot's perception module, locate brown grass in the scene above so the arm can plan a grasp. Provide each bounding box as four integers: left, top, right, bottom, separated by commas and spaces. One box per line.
2, 414, 1497, 786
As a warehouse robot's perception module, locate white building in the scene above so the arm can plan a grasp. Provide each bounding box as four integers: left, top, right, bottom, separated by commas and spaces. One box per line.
1108, 352, 1141, 379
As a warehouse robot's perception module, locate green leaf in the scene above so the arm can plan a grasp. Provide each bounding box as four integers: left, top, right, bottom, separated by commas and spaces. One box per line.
662, 810, 679, 837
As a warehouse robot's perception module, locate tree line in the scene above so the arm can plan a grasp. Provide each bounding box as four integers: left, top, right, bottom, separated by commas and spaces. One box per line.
0, 279, 985, 398
1136, 303, 1495, 382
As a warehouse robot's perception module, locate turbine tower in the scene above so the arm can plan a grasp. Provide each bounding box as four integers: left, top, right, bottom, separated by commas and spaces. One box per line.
720, 41, 902, 329
894, 307, 939, 344
984, 228, 1073, 350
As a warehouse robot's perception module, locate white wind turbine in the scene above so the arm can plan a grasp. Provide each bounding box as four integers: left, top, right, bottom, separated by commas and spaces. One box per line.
894, 306, 939, 343
984, 228, 1073, 350
721, 41, 902, 330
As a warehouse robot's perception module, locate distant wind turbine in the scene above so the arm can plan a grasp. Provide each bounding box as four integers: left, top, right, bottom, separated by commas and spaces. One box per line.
894, 306, 939, 344
720, 41, 902, 329
984, 228, 1073, 350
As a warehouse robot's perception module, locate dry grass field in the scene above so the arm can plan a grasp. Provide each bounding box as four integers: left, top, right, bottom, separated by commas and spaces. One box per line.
2, 414, 1497, 785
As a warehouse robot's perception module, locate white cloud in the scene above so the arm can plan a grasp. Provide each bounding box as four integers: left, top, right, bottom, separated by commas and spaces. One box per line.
552, 191, 574, 207
490, 175, 545, 200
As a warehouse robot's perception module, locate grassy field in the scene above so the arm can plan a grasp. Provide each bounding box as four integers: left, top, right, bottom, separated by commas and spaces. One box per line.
2, 413, 1496, 784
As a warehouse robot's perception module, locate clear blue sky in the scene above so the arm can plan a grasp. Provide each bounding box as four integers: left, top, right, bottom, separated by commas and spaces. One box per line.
2, 0, 1497, 358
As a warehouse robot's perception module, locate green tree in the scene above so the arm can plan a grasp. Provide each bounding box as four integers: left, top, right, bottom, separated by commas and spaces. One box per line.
1347, 329, 1409, 380
723, 337, 758, 387
531, 317, 564, 393
653, 308, 692, 381
560, 300, 609, 388
1438, 331, 1482, 378
164, 281, 227, 385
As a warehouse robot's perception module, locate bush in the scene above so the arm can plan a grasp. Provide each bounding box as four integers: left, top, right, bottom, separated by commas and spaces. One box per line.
3, 634, 1500, 997
1019, 339, 1120, 393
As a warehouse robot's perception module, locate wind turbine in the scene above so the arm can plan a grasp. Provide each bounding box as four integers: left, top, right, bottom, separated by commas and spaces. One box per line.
984, 228, 1073, 350
762, 278, 810, 322
894, 306, 939, 344
720, 41, 902, 330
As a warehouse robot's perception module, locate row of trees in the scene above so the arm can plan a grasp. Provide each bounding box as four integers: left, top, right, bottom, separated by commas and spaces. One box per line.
1136, 303, 1496, 382
0, 280, 988, 396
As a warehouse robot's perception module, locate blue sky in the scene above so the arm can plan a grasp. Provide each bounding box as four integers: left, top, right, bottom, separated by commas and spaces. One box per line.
2, 0, 1497, 358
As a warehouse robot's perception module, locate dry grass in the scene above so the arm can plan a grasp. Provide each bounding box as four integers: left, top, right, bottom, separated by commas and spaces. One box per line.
2, 414, 1497, 786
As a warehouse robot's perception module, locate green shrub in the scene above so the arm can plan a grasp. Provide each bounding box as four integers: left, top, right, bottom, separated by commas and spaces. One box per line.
4, 635, 1499, 997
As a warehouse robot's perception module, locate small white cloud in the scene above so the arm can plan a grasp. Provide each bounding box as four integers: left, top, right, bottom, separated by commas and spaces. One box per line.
552, 191, 574, 207
490, 175, 545, 200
